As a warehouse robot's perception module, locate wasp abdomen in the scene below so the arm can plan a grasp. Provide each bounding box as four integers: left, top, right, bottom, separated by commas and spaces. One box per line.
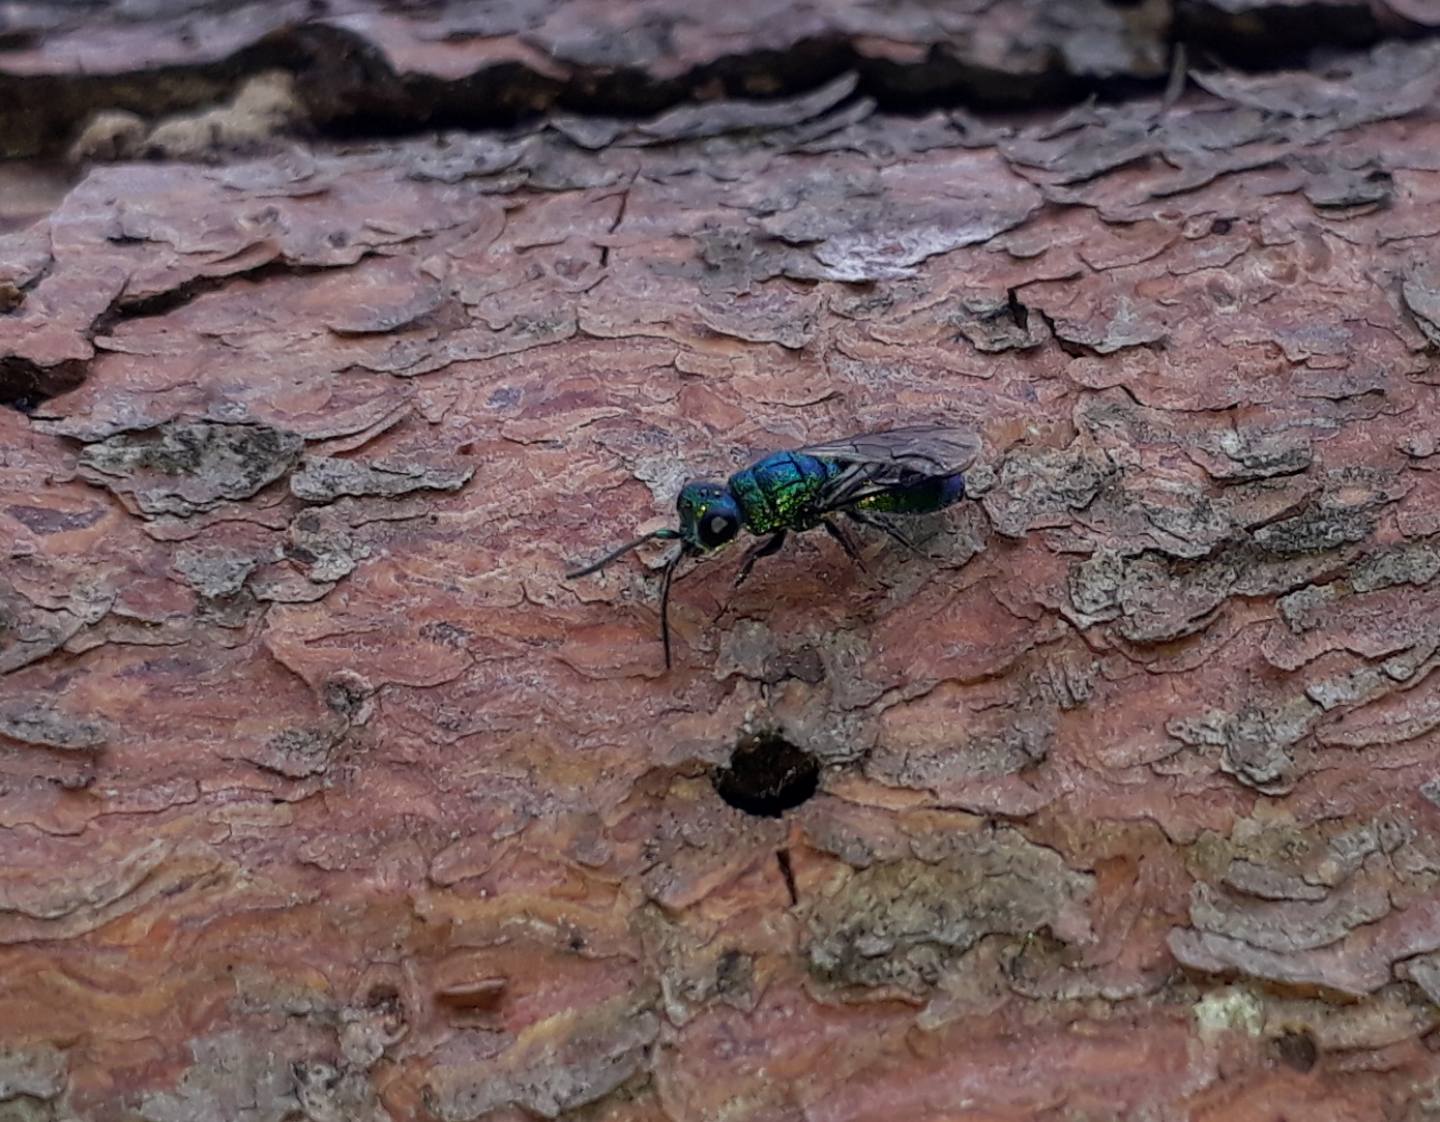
853, 472, 965, 515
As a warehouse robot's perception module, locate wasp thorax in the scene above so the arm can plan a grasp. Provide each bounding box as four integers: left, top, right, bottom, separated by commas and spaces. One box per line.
677, 481, 741, 551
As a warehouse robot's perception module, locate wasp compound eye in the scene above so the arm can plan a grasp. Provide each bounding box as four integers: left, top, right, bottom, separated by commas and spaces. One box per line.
699, 511, 739, 549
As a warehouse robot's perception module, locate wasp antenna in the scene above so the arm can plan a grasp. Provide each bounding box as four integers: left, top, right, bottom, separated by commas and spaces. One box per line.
565, 529, 680, 579
659, 547, 683, 670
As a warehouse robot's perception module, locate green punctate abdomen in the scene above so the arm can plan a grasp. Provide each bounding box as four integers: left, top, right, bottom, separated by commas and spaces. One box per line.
728, 452, 839, 533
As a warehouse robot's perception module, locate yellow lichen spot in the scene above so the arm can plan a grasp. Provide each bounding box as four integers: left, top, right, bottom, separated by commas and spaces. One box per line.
1193, 986, 1265, 1038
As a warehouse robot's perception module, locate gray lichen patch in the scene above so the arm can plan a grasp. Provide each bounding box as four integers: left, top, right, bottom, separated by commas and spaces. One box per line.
982, 443, 1115, 538
1189, 880, 1392, 954
1199, 427, 1314, 483
1350, 542, 1440, 593
1304, 647, 1437, 713
1222, 860, 1330, 903
289, 458, 474, 503
1217, 701, 1316, 794
246, 512, 372, 602
1067, 478, 1402, 644
1047, 293, 1168, 355
1169, 814, 1435, 994
0, 577, 108, 675
747, 164, 1042, 283
424, 996, 659, 1121
950, 291, 1049, 353
804, 830, 1093, 997
173, 547, 264, 600
0, 1044, 67, 1102
1397, 951, 1440, 1004
1402, 270, 1440, 348
869, 678, 1058, 790
635, 905, 757, 1027
290, 1059, 391, 1122
0, 700, 107, 752
78, 421, 303, 517
1167, 697, 1318, 794
1077, 384, 1313, 479
287, 521, 367, 585
1253, 504, 1378, 557
1068, 550, 1231, 643
1251, 469, 1404, 559
138, 1030, 316, 1122
241, 726, 342, 780
1276, 582, 1345, 633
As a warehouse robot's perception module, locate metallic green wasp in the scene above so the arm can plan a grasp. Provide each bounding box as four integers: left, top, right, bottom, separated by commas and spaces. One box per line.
566, 425, 982, 668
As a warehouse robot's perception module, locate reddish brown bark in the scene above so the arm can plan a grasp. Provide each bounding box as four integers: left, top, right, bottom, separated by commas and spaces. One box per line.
5, 6, 1440, 1121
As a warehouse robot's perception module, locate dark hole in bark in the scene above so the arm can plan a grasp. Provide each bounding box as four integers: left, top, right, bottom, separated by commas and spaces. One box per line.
1273, 1030, 1318, 1072
711, 732, 819, 817
0, 357, 86, 413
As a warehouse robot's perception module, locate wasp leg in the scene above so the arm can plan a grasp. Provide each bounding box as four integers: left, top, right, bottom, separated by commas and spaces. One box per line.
734, 531, 787, 588
822, 518, 870, 575
845, 509, 925, 557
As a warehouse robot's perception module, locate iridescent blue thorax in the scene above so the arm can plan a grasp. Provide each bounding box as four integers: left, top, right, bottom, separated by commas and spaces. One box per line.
727, 451, 841, 534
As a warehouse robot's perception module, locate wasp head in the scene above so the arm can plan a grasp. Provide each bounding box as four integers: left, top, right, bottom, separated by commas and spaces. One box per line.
677, 481, 741, 553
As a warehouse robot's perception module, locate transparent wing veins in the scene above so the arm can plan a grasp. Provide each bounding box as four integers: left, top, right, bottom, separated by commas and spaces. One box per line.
793, 425, 981, 475
789, 425, 982, 513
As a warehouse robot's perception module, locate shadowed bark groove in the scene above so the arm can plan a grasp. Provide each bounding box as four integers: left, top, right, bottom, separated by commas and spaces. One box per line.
4, 1, 1440, 157
4, 4, 1440, 1120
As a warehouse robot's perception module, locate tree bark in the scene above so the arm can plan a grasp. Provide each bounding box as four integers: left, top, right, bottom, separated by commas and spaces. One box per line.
4, 5, 1440, 1121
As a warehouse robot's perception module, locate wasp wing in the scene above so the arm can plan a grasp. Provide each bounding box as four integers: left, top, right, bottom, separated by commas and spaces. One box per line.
794, 426, 982, 474
792, 425, 982, 512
